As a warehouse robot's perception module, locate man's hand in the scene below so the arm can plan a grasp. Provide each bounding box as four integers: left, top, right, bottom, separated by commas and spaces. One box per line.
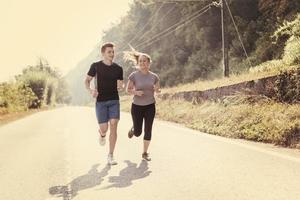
90, 89, 98, 98
117, 80, 124, 91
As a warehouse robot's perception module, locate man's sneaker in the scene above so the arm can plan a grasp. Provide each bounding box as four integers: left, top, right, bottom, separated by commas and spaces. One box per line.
142, 152, 151, 161
107, 154, 118, 165
128, 127, 134, 139
98, 134, 106, 146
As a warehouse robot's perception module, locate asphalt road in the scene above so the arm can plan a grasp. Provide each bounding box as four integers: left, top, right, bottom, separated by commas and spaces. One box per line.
1, 106, 300, 200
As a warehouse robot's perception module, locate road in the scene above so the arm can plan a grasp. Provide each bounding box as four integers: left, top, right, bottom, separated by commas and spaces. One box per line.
0, 106, 300, 200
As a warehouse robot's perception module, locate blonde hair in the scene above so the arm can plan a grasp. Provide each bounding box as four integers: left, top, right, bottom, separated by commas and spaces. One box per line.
123, 50, 152, 66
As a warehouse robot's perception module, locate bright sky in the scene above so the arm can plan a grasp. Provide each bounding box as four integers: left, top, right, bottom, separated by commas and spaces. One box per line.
0, 0, 133, 82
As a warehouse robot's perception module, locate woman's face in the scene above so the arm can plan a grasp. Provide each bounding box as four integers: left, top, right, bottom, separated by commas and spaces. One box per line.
138, 55, 150, 70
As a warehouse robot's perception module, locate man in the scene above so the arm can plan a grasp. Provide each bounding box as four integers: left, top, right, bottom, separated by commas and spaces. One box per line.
85, 42, 123, 165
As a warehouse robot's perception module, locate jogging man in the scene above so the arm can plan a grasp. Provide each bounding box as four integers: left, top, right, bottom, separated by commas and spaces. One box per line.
85, 42, 123, 165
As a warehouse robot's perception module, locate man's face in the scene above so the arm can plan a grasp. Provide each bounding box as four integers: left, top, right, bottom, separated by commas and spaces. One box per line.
102, 47, 114, 61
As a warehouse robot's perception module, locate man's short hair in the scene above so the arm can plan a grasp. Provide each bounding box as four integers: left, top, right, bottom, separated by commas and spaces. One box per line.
101, 42, 115, 53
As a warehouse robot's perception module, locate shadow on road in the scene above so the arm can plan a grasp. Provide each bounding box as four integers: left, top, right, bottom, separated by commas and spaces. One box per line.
49, 163, 111, 200
102, 160, 152, 189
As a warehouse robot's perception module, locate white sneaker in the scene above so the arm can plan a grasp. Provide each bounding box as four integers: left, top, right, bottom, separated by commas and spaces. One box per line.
142, 152, 151, 161
107, 154, 117, 165
99, 135, 106, 146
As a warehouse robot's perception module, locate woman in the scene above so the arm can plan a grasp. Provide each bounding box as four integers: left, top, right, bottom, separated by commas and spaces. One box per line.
125, 51, 160, 161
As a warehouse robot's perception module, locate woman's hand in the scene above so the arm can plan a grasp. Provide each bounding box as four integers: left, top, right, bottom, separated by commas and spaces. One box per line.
134, 90, 144, 96
153, 84, 161, 94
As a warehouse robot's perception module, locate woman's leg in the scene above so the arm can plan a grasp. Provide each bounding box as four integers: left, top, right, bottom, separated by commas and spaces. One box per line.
143, 140, 151, 155
131, 104, 144, 137
143, 104, 156, 153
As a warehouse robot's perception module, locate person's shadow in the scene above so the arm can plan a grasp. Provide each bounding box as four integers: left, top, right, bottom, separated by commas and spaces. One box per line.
49, 164, 111, 200
102, 160, 152, 189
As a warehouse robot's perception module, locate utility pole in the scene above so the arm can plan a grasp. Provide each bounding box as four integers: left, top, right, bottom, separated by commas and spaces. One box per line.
221, 0, 229, 77
145, 0, 230, 76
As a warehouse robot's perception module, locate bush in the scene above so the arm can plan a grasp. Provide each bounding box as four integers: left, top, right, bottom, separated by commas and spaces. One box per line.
16, 59, 71, 107
282, 37, 300, 65
0, 82, 37, 114
18, 71, 50, 108
275, 67, 300, 103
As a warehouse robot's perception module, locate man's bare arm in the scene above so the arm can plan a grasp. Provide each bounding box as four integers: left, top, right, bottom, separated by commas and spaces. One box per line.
85, 75, 93, 92
85, 75, 98, 98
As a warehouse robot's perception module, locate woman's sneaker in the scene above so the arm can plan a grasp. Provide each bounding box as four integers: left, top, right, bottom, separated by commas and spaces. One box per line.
107, 154, 118, 165
128, 127, 134, 139
142, 152, 151, 161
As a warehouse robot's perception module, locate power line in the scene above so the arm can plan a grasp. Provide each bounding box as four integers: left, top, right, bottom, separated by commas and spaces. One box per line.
118, 2, 166, 52
116, 0, 251, 78
224, 0, 252, 67
150, 0, 203, 3
137, 6, 211, 50
134, 3, 213, 49
143, 0, 213, 6
133, 3, 178, 46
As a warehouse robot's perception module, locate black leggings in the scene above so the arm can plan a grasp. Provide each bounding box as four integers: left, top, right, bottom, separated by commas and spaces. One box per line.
131, 103, 156, 141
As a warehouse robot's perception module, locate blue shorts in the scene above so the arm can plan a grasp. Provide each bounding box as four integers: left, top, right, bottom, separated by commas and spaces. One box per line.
95, 100, 120, 124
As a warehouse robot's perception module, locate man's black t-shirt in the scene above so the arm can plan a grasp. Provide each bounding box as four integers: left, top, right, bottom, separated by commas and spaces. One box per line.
87, 61, 123, 102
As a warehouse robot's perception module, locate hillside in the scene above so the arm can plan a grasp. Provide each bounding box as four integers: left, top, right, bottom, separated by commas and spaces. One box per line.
65, 47, 99, 105
66, 0, 300, 105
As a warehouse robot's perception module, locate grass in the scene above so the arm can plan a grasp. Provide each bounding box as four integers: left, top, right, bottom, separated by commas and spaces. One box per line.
112, 63, 300, 148
120, 95, 300, 148
162, 64, 300, 94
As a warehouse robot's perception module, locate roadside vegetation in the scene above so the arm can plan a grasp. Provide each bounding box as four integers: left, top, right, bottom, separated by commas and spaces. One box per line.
121, 13, 300, 148
0, 58, 71, 123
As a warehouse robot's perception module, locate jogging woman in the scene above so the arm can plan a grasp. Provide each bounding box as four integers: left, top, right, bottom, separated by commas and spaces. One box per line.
125, 51, 160, 161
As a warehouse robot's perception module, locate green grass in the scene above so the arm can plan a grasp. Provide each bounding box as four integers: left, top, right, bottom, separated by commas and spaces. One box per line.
120, 95, 300, 148
162, 64, 300, 94
117, 63, 300, 148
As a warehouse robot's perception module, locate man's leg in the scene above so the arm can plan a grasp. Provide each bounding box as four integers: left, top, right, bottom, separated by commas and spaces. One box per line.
98, 123, 108, 137
108, 119, 119, 155
96, 102, 109, 145
106, 100, 120, 165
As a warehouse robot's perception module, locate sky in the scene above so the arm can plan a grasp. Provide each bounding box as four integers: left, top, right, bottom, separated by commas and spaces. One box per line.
0, 0, 133, 82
